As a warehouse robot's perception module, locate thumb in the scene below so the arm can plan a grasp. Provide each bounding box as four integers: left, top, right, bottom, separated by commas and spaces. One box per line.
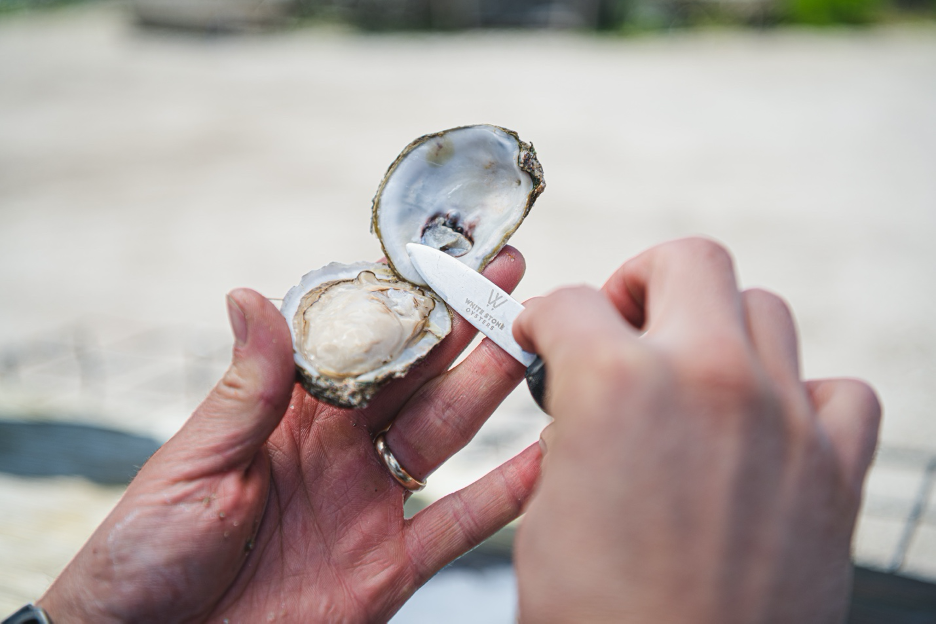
172, 288, 296, 471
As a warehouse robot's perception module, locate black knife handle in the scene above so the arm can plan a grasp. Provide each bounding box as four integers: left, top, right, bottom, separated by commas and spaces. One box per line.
525, 356, 548, 413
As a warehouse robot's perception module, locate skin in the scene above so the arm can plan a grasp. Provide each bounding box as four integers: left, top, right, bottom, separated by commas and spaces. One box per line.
37, 247, 539, 623
513, 237, 881, 624
35, 237, 880, 623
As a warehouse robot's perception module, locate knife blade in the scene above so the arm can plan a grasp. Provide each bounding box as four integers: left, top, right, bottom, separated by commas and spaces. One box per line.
406, 243, 548, 411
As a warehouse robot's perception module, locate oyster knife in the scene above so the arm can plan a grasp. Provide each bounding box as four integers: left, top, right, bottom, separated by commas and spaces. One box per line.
405, 243, 548, 412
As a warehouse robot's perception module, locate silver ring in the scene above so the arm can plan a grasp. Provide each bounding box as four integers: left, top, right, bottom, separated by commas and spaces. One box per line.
374, 431, 426, 492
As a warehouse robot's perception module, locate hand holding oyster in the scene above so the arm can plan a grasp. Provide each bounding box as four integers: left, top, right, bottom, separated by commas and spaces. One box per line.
280, 125, 545, 408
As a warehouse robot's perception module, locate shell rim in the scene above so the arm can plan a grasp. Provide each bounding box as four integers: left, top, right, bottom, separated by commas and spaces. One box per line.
370, 124, 545, 285
281, 261, 453, 408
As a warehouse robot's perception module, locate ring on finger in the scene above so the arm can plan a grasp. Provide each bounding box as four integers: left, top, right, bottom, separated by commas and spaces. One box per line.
374, 430, 426, 492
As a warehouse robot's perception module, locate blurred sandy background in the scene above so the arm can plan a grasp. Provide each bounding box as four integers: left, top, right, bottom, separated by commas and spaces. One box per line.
1, 2, 935, 619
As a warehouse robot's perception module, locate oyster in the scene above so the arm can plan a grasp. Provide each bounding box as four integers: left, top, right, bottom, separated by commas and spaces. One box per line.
373, 125, 545, 286
281, 262, 451, 408
281, 125, 544, 408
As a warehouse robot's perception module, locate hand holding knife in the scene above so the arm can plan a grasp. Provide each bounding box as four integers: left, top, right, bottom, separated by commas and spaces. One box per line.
406, 243, 548, 412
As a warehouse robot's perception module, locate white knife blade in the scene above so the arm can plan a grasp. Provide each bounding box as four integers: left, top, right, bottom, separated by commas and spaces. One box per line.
406, 243, 548, 411
406, 243, 535, 366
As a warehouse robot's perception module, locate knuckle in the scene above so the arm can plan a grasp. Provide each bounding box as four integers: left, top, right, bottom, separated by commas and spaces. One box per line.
668, 236, 735, 271
743, 288, 796, 325
483, 339, 526, 381
684, 343, 762, 403
217, 366, 249, 402
217, 363, 279, 411
546, 284, 601, 308
414, 381, 478, 453
813, 377, 883, 433
450, 491, 486, 549
838, 379, 884, 445
842, 378, 883, 418
437, 402, 476, 449
744, 287, 791, 314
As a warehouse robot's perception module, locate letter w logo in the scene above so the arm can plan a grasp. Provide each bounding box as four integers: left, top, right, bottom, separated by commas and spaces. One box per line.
488, 290, 507, 309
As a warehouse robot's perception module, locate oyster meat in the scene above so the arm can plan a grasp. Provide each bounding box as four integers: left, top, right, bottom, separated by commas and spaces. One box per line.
281, 125, 544, 408
281, 262, 451, 408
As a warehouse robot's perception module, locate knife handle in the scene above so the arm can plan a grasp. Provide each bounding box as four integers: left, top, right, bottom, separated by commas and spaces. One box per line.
525, 356, 548, 413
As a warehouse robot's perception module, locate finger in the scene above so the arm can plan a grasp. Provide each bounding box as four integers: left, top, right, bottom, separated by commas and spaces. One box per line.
539, 422, 556, 456
808, 378, 882, 494
601, 237, 746, 339
406, 443, 542, 581
363, 246, 526, 429
742, 288, 801, 385
382, 335, 526, 482
513, 286, 642, 417
170, 289, 296, 472
514, 285, 636, 370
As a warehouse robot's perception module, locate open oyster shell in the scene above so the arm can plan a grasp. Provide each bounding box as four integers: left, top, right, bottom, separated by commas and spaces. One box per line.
281, 125, 544, 409
281, 262, 452, 408
372, 125, 545, 287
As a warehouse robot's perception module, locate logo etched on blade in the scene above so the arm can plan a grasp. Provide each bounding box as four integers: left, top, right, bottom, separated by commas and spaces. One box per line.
464, 297, 507, 332
406, 242, 535, 367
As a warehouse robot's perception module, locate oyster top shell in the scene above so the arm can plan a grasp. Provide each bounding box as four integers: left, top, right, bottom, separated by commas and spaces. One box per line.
372, 124, 545, 287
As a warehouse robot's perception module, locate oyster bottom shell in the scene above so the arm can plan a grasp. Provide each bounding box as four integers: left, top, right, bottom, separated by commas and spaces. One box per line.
281, 262, 452, 408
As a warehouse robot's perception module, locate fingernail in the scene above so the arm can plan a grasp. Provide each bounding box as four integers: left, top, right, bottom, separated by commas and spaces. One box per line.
538, 436, 548, 455
227, 294, 248, 347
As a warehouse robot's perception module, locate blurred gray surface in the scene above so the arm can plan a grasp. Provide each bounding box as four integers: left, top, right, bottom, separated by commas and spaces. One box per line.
391, 566, 516, 623
1, 3, 935, 616
131, 0, 294, 31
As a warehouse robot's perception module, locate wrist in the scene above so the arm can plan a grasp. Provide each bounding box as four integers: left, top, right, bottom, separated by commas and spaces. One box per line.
36, 578, 113, 624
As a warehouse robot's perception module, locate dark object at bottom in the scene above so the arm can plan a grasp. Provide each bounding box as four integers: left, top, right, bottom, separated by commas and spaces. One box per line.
848, 566, 936, 623
0, 420, 162, 485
